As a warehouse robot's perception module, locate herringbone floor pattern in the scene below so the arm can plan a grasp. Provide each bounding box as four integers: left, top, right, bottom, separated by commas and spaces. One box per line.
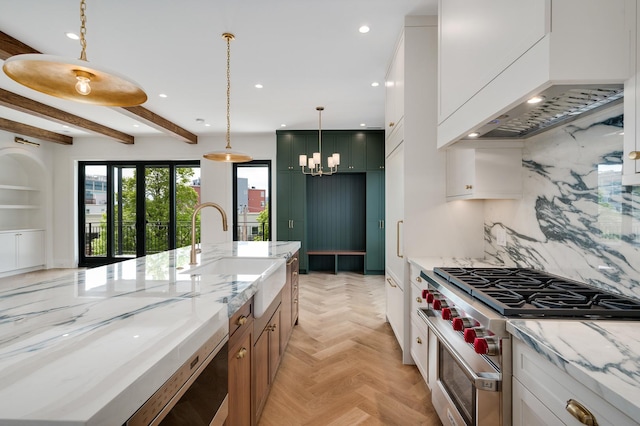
259, 272, 441, 426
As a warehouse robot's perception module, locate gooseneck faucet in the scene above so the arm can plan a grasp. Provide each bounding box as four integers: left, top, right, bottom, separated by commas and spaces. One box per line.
190, 202, 228, 265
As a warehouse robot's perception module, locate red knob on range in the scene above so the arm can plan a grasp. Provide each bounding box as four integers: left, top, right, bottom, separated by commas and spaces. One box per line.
452, 318, 464, 331
421, 289, 428, 299
463, 328, 477, 343
426, 292, 435, 303
432, 299, 442, 310
474, 338, 489, 354
441, 308, 452, 320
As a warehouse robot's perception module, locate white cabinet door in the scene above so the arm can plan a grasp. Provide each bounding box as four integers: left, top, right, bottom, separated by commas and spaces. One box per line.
512, 378, 564, 426
385, 273, 404, 347
446, 148, 522, 200
0, 232, 17, 272
623, 1, 640, 186
385, 143, 404, 285
410, 318, 429, 384
385, 32, 405, 140
17, 230, 44, 269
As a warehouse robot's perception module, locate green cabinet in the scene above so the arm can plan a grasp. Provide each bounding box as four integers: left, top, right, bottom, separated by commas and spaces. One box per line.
366, 132, 385, 171
333, 131, 366, 172
276, 170, 307, 272
365, 171, 385, 274
277, 131, 319, 172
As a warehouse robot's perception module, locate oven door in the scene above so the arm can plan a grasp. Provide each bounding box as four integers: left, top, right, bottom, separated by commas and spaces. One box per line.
421, 310, 502, 426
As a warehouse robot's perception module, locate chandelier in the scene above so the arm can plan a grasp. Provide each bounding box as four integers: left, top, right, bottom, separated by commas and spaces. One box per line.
203, 33, 252, 163
299, 107, 340, 176
2, 0, 147, 106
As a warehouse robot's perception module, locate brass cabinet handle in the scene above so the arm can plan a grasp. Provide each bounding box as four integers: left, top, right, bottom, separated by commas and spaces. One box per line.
465, 184, 473, 190
416, 276, 422, 282
629, 151, 640, 160
416, 297, 423, 303
294, 298, 298, 304
566, 399, 599, 426
236, 348, 247, 359
386, 277, 397, 288
236, 315, 247, 326
416, 337, 422, 344
396, 220, 403, 258
389, 122, 395, 127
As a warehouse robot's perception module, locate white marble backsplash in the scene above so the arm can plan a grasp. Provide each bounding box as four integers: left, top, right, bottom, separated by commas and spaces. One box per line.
484, 104, 640, 300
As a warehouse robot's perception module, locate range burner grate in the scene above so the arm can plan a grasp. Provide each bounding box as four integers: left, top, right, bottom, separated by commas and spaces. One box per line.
433, 267, 640, 318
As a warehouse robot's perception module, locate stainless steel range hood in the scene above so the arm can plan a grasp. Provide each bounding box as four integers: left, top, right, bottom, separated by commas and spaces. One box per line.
462, 84, 624, 141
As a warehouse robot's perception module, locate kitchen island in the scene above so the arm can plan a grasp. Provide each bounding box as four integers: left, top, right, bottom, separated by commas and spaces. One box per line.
0, 240, 300, 426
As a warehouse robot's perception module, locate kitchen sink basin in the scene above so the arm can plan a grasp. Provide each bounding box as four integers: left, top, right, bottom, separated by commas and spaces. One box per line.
183, 256, 286, 318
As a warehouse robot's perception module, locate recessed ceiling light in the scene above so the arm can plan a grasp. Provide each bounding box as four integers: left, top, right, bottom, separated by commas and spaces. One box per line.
468, 132, 480, 138
527, 95, 544, 104
62, 125, 69, 128
133, 124, 140, 128
280, 124, 286, 127
371, 82, 379, 87
65, 32, 79, 40
360, 123, 366, 127
205, 123, 211, 127
159, 93, 168, 98
359, 25, 370, 34
255, 83, 263, 89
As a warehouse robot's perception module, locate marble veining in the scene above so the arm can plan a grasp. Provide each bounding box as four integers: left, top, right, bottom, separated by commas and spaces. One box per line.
408, 257, 497, 272
484, 104, 640, 300
0, 240, 300, 425
508, 319, 640, 421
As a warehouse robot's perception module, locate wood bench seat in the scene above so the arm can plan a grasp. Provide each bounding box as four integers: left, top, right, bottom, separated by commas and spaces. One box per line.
306, 250, 366, 274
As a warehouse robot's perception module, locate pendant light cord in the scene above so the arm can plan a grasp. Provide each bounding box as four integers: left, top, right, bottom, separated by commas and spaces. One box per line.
79, 0, 88, 61
225, 34, 232, 149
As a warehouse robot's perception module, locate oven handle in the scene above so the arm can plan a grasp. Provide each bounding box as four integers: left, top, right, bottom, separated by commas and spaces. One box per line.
424, 311, 501, 392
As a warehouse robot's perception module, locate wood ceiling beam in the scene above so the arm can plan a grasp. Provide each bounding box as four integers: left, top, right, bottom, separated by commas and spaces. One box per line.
0, 31, 197, 144
0, 117, 72, 145
0, 88, 134, 144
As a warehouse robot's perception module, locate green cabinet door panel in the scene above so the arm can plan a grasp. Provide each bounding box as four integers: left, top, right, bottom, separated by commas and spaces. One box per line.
365, 171, 385, 273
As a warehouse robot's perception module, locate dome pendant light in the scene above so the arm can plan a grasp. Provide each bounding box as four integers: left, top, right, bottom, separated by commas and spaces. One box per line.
2, 0, 147, 107
203, 33, 252, 163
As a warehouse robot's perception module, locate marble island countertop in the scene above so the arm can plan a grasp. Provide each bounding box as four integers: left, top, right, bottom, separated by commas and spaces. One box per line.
507, 319, 640, 423
0, 240, 300, 426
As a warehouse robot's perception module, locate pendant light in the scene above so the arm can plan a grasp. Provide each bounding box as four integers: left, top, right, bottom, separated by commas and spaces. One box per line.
203, 33, 252, 163
299, 106, 340, 176
2, 0, 147, 107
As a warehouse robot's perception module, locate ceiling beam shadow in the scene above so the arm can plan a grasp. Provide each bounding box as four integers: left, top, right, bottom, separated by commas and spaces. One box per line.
0, 31, 197, 144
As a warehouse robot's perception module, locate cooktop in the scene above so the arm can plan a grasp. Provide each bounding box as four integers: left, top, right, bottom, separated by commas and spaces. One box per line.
433, 267, 640, 318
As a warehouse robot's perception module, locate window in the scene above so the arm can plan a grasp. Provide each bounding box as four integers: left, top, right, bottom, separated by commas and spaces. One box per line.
233, 160, 271, 241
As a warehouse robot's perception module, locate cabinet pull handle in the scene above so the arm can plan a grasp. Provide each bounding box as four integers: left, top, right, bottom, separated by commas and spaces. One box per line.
396, 220, 403, 258
416, 276, 422, 283
236, 315, 247, 326
389, 122, 395, 127
465, 184, 473, 190
294, 298, 298, 304
386, 277, 397, 288
236, 348, 247, 359
629, 151, 640, 160
416, 337, 422, 344
566, 399, 599, 426
416, 297, 423, 303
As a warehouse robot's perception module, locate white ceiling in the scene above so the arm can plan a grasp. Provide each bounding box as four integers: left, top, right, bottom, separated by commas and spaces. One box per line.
0, 0, 437, 141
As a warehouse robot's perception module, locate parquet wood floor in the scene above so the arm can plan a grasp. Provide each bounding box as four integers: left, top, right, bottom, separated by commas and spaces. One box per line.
259, 271, 442, 426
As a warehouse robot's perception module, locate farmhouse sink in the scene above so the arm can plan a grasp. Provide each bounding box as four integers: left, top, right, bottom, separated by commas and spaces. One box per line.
183, 256, 286, 318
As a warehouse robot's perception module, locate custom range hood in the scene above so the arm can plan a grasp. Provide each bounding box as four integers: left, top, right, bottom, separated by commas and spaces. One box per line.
436, 0, 632, 148
463, 84, 624, 140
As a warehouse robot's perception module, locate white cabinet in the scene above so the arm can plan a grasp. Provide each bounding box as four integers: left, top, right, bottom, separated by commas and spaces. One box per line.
385, 32, 404, 142
446, 148, 522, 200
384, 15, 438, 364
385, 273, 404, 348
0, 230, 44, 273
438, 0, 632, 148
512, 338, 636, 426
623, 1, 640, 186
409, 264, 429, 385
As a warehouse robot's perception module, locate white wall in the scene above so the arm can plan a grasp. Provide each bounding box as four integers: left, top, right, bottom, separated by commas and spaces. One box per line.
50, 131, 276, 268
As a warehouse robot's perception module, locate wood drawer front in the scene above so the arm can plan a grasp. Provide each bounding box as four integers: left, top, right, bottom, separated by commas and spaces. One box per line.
513, 339, 635, 426
230, 299, 253, 337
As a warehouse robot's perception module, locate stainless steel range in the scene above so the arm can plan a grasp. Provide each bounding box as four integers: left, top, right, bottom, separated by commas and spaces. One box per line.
417, 267, 640, 426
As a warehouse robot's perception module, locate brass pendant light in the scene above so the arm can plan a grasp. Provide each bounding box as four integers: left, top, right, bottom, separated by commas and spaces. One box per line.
203, 33, 252, 163
2, 0, 147, 107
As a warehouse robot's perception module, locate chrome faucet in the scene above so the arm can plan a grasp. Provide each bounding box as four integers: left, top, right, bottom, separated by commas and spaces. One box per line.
190, 202, 228, 265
